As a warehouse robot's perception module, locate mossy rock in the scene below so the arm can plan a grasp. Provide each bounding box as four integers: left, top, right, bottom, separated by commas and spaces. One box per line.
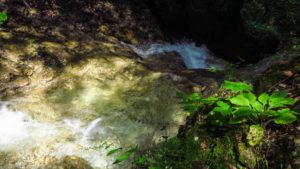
247, 124, 264, 147
49, 156, 93, 169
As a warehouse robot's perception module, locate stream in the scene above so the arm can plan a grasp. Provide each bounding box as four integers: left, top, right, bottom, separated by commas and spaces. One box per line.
0, 41, 222, 169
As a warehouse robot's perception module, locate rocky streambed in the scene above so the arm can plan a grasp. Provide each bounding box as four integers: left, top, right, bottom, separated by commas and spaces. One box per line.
0, 25, 229, 168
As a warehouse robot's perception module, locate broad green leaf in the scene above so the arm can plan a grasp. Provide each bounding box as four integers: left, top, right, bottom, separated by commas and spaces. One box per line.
213, 107, 231, 116
107, 148, 122, 156
277, 108, 298, 115
213, 101, 232, 116
191, 93, 201, 101
223, 80, 253, 93
202, 96, 219, 105
233, 107, 256, 116
229, 94, 250, 107
258, 93, 269, 105
244, 92, 256, 103
268, 97, 296, 109
270, 91, 289, 99
216, 101, 230, 109
263, 110, 278, 116
229, 107, 255, 124
273, 113, 297, 124
251, 101, 263, 112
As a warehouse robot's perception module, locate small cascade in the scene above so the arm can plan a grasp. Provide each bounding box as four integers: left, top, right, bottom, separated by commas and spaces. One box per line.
129, 42, 223, 69
0, 102, 115, 168
82, 118, 104, 140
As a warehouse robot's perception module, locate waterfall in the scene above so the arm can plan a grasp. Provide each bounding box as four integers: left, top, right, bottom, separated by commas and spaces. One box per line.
129, 42, 222, 69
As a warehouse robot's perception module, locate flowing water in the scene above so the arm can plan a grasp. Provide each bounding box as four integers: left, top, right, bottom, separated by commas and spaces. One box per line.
129, 42, 224, 69
0, 35, 228, 168
0, 55, 187, 169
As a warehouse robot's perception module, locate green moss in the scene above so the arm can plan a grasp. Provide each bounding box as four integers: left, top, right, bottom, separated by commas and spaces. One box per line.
237, 143, 257, 169
137, 128, 245, 169
247, 125, 264, 147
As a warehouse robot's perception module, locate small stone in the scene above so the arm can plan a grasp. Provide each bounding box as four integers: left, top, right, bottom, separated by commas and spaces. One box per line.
13, 77, 30, 87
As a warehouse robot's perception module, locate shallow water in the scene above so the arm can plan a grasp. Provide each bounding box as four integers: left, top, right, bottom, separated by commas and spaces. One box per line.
0, 56, 187, 169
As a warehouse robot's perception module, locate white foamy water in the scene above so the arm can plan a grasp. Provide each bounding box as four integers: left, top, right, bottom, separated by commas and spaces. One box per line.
129, 42, 221, 69
0, 102, 116, 169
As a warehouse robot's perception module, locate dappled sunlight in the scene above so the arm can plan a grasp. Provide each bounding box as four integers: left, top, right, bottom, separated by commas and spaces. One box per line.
0, 55, 187, 168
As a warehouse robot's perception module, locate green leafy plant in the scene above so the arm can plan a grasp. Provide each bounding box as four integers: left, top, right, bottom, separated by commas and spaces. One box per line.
0, 12, 8, 25
208, 81, 298, 126
178, 93, 218, 113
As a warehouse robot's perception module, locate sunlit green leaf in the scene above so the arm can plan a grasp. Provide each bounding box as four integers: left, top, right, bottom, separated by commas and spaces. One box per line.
213, 101, 232, 116
268, 97, 296, 109
223, 80, 253, 93
258, 93, 269, 105
251, 101, 263, 112
216, 101, 230, 109
244, 92, 256, 103
233, 107, 256, 116
202, 96, 219, 105
229, 94, 250, 107
277, 108, 298, 115
273, 113, 297, 124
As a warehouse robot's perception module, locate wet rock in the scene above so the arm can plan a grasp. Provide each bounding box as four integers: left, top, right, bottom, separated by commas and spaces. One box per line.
12, 77, 30, 88
52, 156, 93, 169
143, 52, 187, 74
0, 31, 12, 39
